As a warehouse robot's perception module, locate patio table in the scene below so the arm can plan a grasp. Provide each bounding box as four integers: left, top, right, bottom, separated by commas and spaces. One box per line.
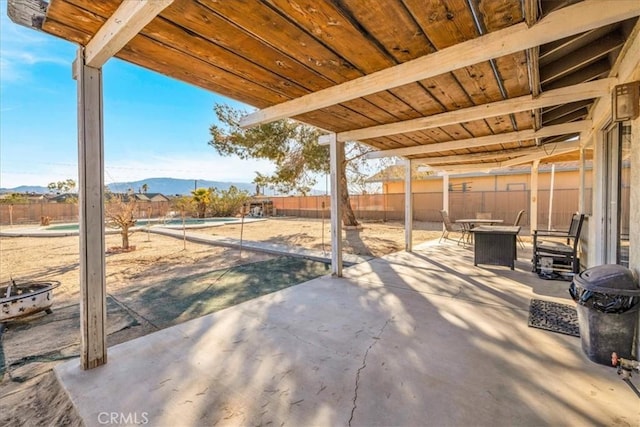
455, 218, 504, 243
471, 225, 521, 270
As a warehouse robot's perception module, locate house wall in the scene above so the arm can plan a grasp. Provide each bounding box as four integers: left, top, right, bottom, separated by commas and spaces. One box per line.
383, 169, 592, 194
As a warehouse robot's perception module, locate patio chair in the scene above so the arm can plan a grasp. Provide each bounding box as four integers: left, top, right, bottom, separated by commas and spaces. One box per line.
439, 210, 464, 244
532, 213, 585, 278
514, 209, 525, 249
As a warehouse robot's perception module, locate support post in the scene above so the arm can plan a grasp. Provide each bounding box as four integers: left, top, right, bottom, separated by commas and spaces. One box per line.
74, 47, 107, 369
530, 160, 539, 232
630, 113, 640, 360
329, 133, 343, 277
592, 128, 607, 265
548, 164, 555, 229
404, 159, 413, 252
630, 114, 640, 276
578, 146, 586, 213
442, 172, 450, 231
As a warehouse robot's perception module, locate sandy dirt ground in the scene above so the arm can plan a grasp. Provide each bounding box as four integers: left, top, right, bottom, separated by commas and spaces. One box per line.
0, 218, 441, 426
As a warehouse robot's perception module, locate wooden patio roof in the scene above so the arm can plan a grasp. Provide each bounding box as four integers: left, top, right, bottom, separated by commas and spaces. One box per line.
8, 0, 640, 171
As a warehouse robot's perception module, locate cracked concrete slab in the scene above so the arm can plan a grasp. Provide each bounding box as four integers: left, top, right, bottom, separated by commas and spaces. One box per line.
56, 242, 640, 426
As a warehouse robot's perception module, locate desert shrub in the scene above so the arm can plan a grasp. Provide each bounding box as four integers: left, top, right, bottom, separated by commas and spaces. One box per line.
209, 186, 250, 217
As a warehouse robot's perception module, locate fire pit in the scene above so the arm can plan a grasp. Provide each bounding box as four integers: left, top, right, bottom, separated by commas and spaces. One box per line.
1, 280, 61, 322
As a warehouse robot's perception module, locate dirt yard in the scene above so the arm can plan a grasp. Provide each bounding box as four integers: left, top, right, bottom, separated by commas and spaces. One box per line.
0, 218, 441, 426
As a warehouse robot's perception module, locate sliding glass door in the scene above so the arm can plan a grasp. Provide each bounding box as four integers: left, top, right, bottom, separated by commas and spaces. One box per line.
602, 122, 631, 267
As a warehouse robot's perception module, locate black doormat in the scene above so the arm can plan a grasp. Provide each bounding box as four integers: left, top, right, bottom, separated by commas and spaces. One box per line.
528, 299, 580, 337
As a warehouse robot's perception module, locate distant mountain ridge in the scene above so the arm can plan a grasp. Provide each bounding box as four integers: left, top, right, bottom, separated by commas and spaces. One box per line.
0, 185, 49, 194
0, 178, 256, 196
106, 178, 256, 195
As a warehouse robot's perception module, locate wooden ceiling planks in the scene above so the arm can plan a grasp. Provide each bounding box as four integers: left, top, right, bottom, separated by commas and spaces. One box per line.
41, 0, 539, 164
265, 0, 394, 74
329, 0, 435, 64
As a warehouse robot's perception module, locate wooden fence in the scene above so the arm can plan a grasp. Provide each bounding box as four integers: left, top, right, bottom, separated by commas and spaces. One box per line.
271, 189, 593, 230
1, 190, 595, 231
0, 201, 171, 226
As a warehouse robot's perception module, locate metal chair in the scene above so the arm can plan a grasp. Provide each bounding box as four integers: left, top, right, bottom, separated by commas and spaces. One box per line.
532, 213, 585, 277
439, 210, 464, 244
514, 209, 525, 249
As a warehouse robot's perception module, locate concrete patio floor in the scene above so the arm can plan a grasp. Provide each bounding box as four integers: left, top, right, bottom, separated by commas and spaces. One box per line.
55, 240, 639, 426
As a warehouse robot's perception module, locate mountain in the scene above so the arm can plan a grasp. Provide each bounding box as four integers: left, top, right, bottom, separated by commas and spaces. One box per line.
0, 185, 49, 194
1, 178, 324, 196
106, 177, 256, 196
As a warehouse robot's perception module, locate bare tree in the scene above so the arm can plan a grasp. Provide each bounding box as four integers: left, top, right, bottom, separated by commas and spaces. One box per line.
105, 194, 137, 250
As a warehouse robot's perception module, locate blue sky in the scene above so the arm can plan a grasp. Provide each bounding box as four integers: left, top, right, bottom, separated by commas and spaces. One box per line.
0, 2, 276, 190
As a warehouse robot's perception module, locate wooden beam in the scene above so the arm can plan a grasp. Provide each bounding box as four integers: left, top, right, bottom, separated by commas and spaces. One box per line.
75, 47, 107, 369
544, 59, 611, 91
524, 0, 541, 138
366, 121, 591, 159
240, 1, 639, 128
7, 0, 47, 30
543, 100, 593, 123
584, 19, 640, 145
418, 144, 576, 165
328, 134, 343, 277
85, 0, 174, 67
435, 163, 502, 173
332, 79, 612, 143
497, 140, 581, 168
540, 32, 624, 85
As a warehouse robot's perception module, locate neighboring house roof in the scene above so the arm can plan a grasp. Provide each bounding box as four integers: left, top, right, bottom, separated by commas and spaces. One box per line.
132, 194, 151, 202
107, 193, 170, 202
145, 193, 170, 202
46, 193, 77, 203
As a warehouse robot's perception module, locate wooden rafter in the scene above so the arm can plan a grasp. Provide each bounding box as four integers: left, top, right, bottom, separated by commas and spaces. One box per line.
85, 0, 174, 67
241, 1, 639, 128
497, 140, 581, 168
365, 121, 591, 159
417, 144, 579, 165
318, 78, 613, 144
418, 140, 580, 173
583, 18, 640, 145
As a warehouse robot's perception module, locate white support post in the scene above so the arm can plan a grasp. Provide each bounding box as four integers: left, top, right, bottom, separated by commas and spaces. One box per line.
578, 146, 586, 213
548, 164, 555, 230
592, 129, 606, 266
404, 159, 413, 252
75, 47, 107, 370
630, 114, 640, 359
442, 173, 450, 231
530, 160, 539, 232
329, 133, 343, 277
630, 114, 640, 276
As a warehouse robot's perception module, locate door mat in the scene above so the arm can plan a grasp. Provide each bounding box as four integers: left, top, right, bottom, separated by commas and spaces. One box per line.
528, 299, 580, 337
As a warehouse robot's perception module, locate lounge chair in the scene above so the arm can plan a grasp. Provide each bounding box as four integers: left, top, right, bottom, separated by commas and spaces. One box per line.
439, 210, 464, 244
532, 213, 585, 278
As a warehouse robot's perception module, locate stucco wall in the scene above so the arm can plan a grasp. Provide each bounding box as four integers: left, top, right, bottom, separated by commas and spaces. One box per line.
383, 169, 593, 194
